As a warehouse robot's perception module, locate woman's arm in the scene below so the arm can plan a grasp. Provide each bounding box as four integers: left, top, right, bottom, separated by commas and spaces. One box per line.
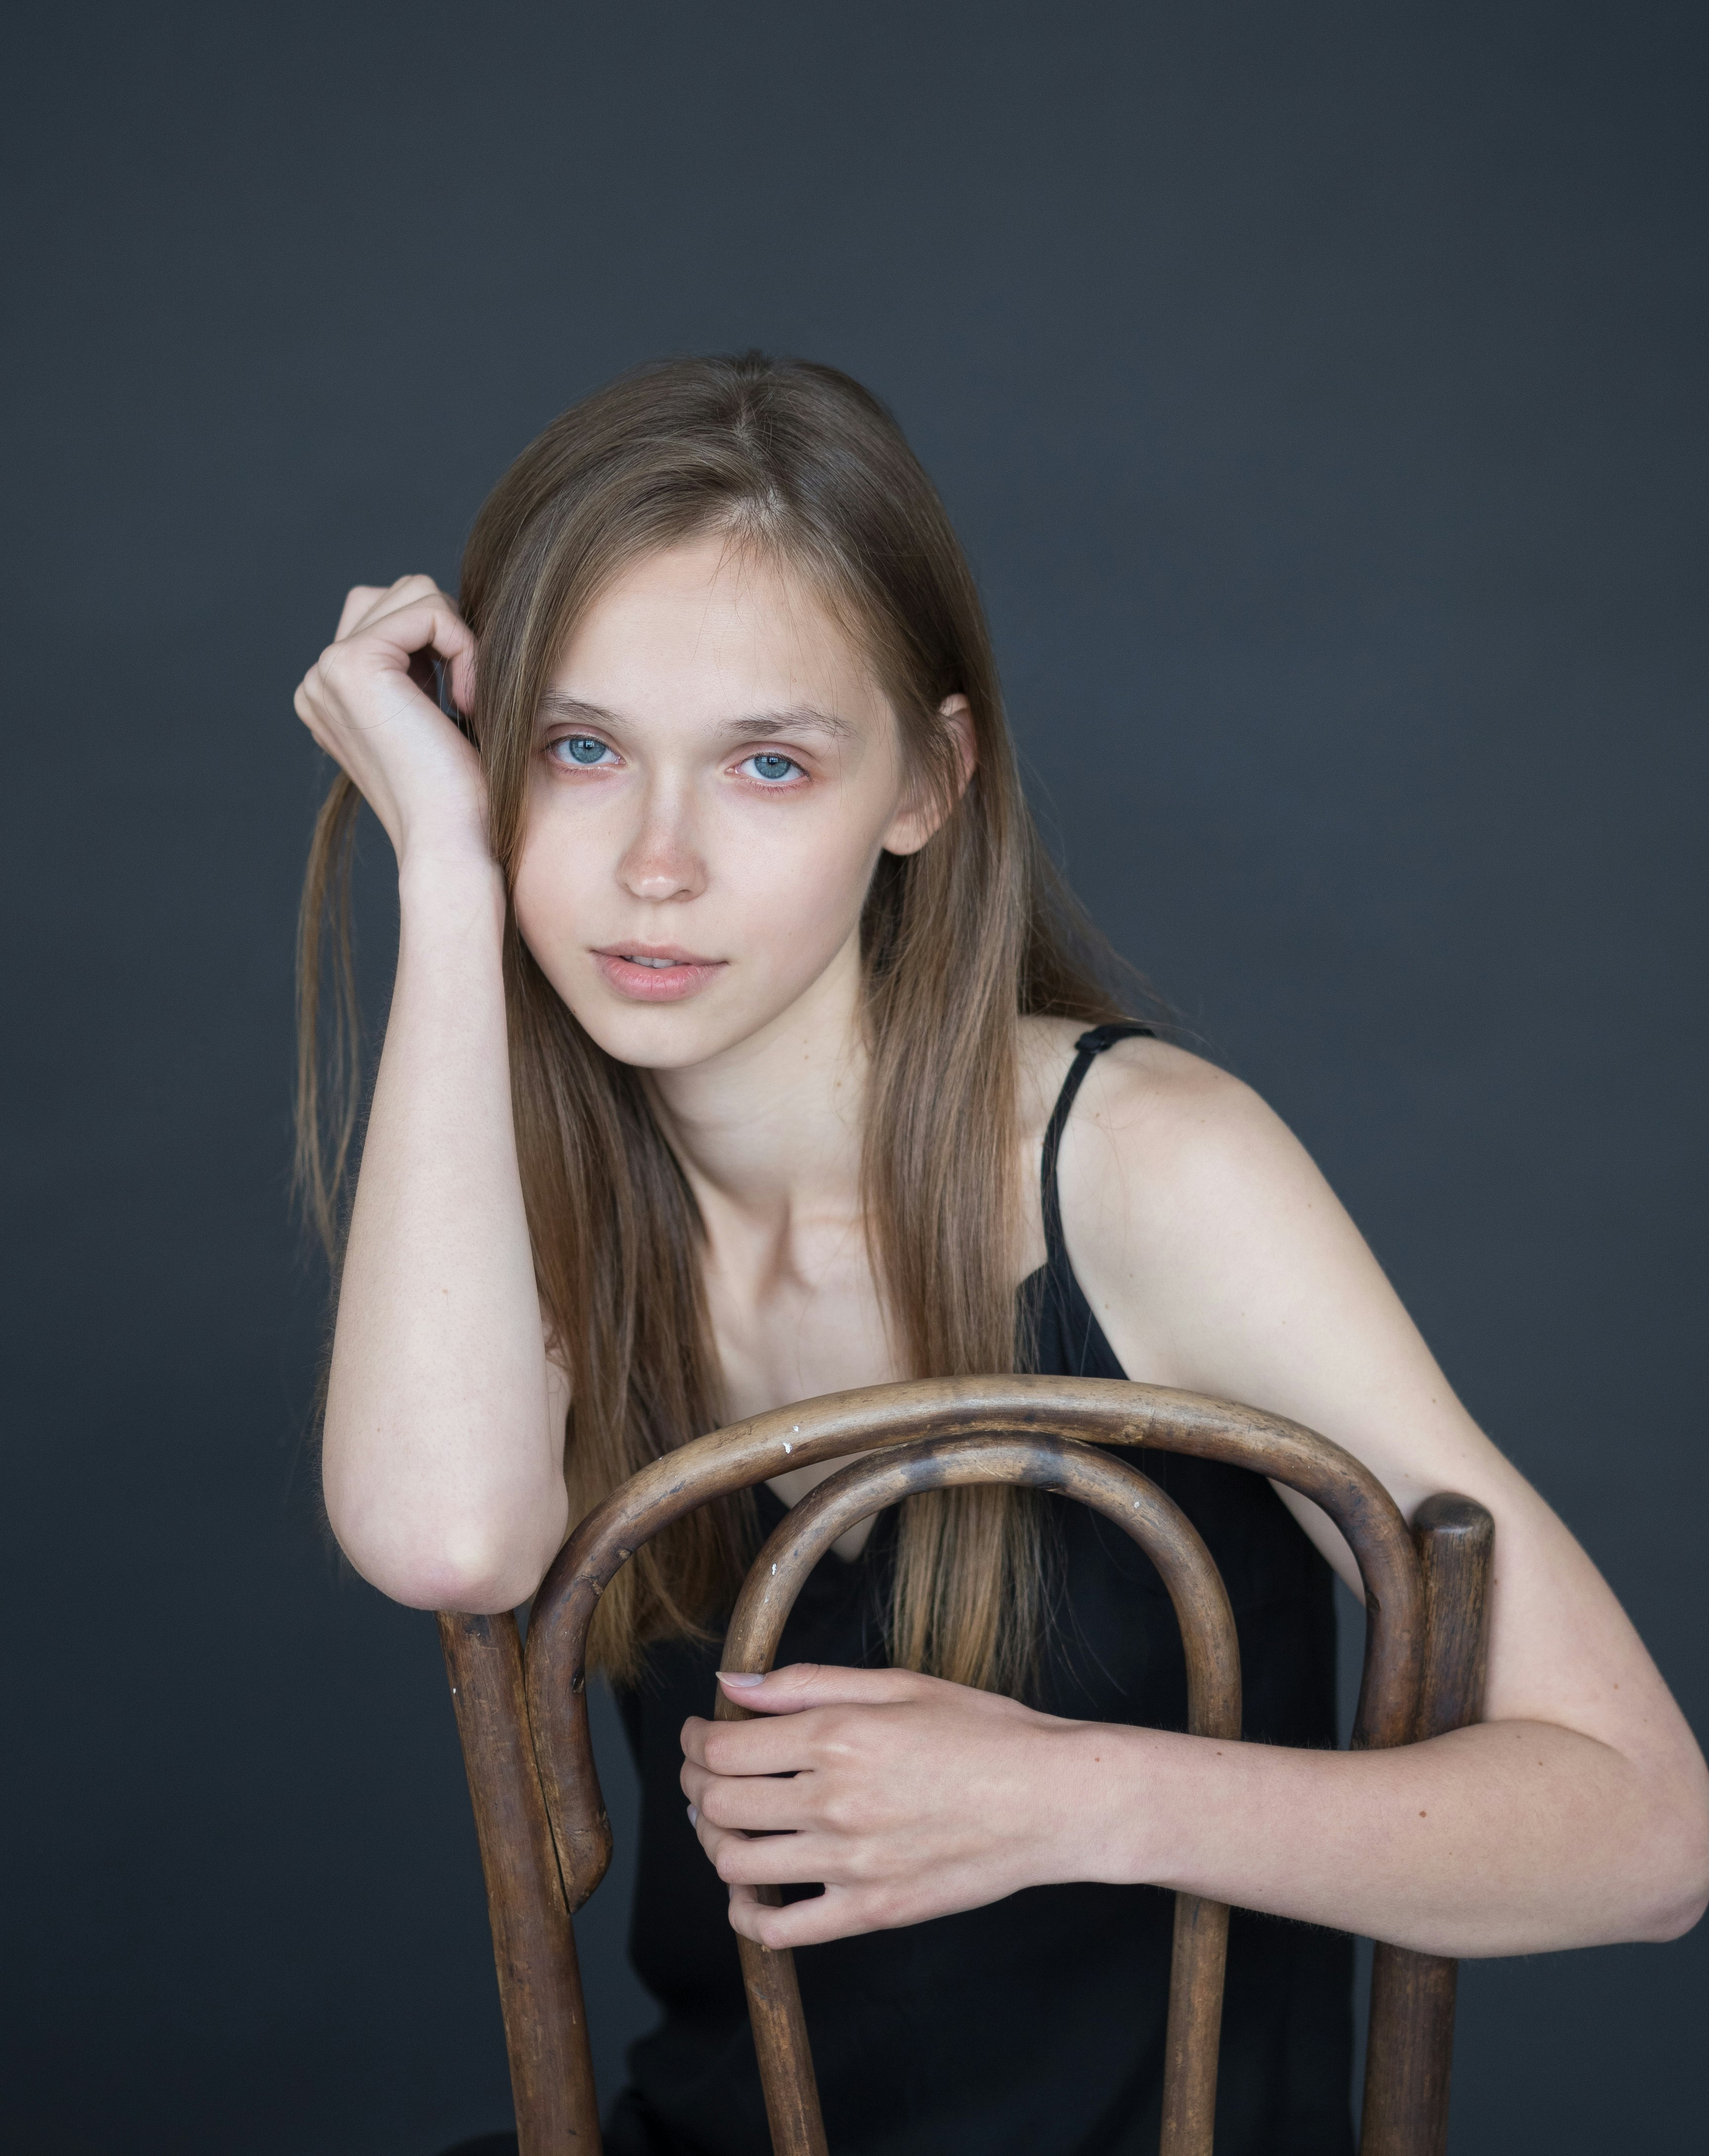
1061, 1037, 1709, 1945
680, 1041, 1709, 1954
297, 579, 570, 1613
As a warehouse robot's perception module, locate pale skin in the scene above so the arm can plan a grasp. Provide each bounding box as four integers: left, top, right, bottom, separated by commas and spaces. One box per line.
296, 538, 1709, 1969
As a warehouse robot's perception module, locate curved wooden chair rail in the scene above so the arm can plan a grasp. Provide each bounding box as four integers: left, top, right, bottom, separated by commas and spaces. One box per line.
437, 1376, 1493, 2156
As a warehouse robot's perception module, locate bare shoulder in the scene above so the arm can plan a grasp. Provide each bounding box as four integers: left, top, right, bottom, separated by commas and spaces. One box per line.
1069, 1031, 1265, 1142
1018, 1015, 1289, 1206
1047, 1029, 1440, 1428
1016, 1017, 1254, 1132
1046, 1028, 1297, 1215
1016, 1020, 1302, 1297
1014, 1015, 1092, 1138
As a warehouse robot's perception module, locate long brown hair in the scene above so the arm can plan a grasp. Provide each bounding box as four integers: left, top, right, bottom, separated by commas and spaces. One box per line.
298, 354, 1132, 1687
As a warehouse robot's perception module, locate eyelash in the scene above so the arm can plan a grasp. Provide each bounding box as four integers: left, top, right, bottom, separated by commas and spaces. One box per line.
548, 734, 619, 769
544, 737, 807, 787
738, 751, 804, 786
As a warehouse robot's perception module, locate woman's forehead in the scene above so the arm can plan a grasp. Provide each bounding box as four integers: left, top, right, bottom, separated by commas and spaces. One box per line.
550, 537, 888, 728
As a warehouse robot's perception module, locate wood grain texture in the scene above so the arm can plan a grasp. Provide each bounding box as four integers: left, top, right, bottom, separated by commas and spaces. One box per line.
438, 1610, 601, 2154
1360, 1496, 1494, 2156
522, 1376, 1425, 1932
735, 1926, 831, 2156
715, 1432, 1244, 2156
435, 1378, 1446, 2153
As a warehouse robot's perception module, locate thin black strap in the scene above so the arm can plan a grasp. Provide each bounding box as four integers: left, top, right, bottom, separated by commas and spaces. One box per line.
1039, 1023, 1155, 1260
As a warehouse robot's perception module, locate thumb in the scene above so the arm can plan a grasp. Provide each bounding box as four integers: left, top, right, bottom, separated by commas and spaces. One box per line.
716, 1662, 923, 1713
444, 629, 478, 722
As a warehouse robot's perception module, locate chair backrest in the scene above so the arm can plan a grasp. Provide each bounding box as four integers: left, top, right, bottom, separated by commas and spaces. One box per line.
438, 1376, 1492, 2156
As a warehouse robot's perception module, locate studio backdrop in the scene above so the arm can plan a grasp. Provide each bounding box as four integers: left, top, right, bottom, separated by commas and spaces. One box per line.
3, 4, 1703, 2152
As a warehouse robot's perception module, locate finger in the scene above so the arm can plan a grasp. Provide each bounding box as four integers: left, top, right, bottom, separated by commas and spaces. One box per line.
347, 582, 477, 712
444, 636, 477, 720
728, 1882, 884, 1950
366, 571, 443, 618
333, 594, 478, 683
695, 1818, 834, 1891
681, 1712, 823, 1777
681, 1767, 810, 1834
335, 585, 389, 641
716, 1662, 936, 1714
397, 595, 477, 682
338, 577, 461, 649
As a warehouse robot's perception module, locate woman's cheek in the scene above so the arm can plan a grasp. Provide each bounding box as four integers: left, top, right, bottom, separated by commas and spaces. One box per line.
727, 811, 877, 958
510, 850, 573, 942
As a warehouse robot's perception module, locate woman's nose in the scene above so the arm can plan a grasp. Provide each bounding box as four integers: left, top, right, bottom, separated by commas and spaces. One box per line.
617, 796, 707, 902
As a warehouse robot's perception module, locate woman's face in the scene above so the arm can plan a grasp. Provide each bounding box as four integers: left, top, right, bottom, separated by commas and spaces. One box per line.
512, 535, 953, 1072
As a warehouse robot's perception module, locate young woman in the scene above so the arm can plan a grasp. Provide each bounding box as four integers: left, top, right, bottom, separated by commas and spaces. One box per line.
294, 355, 1708, 2156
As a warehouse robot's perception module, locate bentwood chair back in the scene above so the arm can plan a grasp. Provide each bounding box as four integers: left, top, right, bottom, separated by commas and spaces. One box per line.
437, 1377, 1492, 2156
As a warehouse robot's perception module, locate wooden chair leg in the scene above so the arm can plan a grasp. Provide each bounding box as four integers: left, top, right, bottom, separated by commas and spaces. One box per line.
1359, 1495, 1494, 2156
1160, 1893, 1231, 2156
736, 1923, 832, 2156
440, 1611, 603, 2155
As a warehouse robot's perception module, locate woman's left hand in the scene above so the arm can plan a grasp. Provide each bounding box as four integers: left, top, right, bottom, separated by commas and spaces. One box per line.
679, 1663, 1095, 1948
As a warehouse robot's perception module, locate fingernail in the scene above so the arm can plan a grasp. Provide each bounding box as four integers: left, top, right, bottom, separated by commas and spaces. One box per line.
717, 1669, 766, 1688
687, 1804, 699, 1826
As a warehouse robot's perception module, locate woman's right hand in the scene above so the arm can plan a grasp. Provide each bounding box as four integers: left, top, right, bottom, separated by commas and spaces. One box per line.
294, 576, 489, 867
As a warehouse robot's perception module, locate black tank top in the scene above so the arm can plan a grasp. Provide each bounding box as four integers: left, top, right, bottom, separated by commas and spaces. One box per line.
607, 1027, 1352, 2156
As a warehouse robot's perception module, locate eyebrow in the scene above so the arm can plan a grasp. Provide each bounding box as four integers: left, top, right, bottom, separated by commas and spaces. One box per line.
537, 691, 856, 744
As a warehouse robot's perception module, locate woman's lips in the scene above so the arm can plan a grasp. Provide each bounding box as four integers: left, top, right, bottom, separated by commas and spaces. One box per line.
591, 946, 728, 1002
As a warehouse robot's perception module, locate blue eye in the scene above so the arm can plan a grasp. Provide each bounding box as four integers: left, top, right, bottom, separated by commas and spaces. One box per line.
555, 735, 610, 766
746, 752, 800, 783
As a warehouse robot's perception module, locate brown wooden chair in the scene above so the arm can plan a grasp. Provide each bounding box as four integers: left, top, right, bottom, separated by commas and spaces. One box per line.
438, 1376, 1492, 2156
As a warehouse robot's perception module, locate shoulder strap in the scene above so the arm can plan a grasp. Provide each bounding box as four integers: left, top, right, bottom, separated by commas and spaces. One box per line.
1039, 1023, 1155, 1260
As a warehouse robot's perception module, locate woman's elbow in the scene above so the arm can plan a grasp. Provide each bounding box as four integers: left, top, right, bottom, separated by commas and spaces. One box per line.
367, 1546, 550, 1615
1642, 1827, 1709, 1943
1645, 1890, 1709, 1945
328, 1501, 563, 1615
1627, 1767, 1709, 1944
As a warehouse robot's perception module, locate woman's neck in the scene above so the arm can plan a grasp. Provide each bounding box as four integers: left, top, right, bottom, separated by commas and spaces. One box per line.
646, 931, 869, 1255
649, 930, 900, 1486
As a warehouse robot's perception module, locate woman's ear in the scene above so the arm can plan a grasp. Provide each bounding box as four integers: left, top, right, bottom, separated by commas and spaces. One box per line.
881, 695, 977, 856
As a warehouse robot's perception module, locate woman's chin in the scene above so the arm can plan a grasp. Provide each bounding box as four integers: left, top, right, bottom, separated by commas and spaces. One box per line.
543, 934, 861, 1075
562, 981, 779, 1074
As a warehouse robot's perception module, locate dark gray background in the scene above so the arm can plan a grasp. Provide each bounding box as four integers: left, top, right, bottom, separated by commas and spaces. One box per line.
3, 2, 1703, 2150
